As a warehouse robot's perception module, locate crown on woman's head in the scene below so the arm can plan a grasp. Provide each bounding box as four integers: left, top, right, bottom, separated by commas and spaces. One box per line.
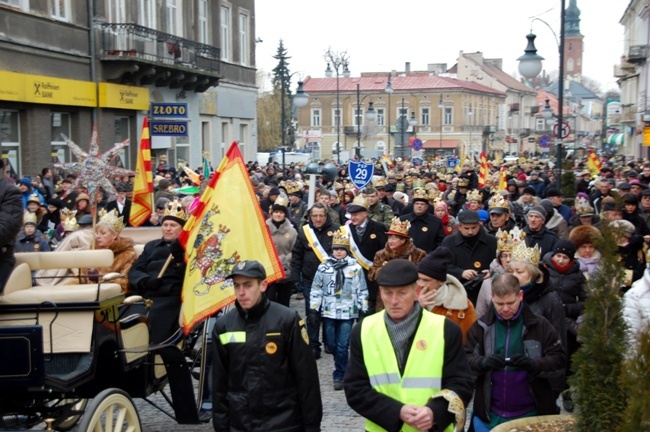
98, 208, 125, 233
467, 189, 482, 202
60, 208, 79, 232
496, 226, 526, 252
511, 240, 541, 266
387, 217, 411, 237
574, 196, 594, 216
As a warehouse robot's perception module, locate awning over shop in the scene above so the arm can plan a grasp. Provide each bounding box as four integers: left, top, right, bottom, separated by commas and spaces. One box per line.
422, 139, 460, 149
606, 133, 624, 145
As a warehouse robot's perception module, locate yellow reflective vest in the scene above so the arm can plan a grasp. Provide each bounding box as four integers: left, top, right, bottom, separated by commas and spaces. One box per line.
361, 309, 453, 432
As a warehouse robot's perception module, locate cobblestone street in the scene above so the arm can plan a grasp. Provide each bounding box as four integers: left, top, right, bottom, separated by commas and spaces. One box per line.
134, 296, 364, 431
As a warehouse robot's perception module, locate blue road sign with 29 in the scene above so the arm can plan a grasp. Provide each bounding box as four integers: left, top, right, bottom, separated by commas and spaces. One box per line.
349, 161, 374, 189
447, 158, 458, 168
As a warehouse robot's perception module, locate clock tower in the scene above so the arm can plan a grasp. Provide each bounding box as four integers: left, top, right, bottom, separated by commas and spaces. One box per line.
564, 0, 583, 81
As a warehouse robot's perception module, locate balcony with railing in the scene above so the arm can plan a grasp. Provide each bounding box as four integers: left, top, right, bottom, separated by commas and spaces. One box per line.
99, 23, 221, 92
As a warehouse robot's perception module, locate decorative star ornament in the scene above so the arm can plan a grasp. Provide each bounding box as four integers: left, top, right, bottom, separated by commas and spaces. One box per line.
54, 126, 136, 199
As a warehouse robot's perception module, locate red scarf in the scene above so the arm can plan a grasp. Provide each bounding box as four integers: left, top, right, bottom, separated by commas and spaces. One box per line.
551, 259, 573, 274
440, 213, 452, 235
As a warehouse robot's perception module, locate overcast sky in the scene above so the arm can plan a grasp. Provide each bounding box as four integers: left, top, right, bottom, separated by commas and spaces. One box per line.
255, 0, 631, 93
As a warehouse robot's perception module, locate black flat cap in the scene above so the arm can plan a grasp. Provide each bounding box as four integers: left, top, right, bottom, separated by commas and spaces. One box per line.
457, 210, 480, 224
377, 259, 418, 286
226, 260, 267, 280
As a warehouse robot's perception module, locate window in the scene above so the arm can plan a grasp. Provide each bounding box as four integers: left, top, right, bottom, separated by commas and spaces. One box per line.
0, 110, 21, 177
139, 0, 156, 28
332, 108, 341, 128
51, 113, 71, 163
1, 0, 27, 10
166, 0, 182, 36
239, 12, 249, 66
444, 107, 453, 125
376, 108, 385, 126
536, 118, 546, 131
51, 0, 70, 21
107, 0, 125, 22
198, 0, 208, 44
114, 117, 130, 168
220, 5, 231, 61
221, 121, 229, 158
353, 108, 364, 127
376, 141, 385, 153
398, 106, 408, 117
421, 108, 430, 125
239, 124, 248, 147
311, 109, 321, 127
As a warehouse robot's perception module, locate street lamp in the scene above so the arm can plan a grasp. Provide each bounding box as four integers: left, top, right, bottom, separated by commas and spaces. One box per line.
280, 79, 309, 171
355, 83, 377, 160
325, 49, 350, 164
517, 1, 566, 191
438, 94, 444, 156
468, 103, 473, 160
385, 76, 394, 156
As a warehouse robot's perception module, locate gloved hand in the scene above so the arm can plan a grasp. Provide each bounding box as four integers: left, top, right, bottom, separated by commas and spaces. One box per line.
142, 277, 164, 291
306, 309, 320, 329
481, 354, 507, 371
510, 353, 535, 373
169, 239, 185, 264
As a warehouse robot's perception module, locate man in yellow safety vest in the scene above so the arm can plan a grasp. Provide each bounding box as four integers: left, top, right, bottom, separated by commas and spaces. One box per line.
344, 258, 473, 432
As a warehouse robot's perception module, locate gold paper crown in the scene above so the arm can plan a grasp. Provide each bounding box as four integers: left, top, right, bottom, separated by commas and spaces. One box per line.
332, 228, 350, 249
511, 240, 541, 266
411, 188, 429, 201
488, 195, 510, 211
97, 209, 125, 233
374, 178, 387, 188
427, 188, 440, 201
60, 208, 79, 232
412, 179, 426, 190
457, 178, 469, 187
26, 193, 41, 204
23, 211, 37, 225
395, 172, 404, 180
333, 181, 344, 190
387, 171, 396, 178
274, 195, 289, 208
574, 196, 594, 216
496, 227, 526, 252
284, 181, 301, 195
164, 199, 188, 222
396, 183, 405, 192
433, 197, 447, 209
351, 194, 369, 209
387, 217, 411, 236
467, 189, 482, 202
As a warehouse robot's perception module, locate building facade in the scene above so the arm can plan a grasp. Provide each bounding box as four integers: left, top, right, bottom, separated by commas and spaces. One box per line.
296, 69, 506, 162
0, 0, 257, 178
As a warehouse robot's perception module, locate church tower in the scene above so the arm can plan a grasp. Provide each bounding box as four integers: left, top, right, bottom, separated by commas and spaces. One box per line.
564, 0, 583, 81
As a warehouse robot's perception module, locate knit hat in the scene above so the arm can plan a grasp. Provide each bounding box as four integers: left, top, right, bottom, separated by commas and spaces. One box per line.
553, 240, 576, 258
377, 259, 418, 287
539, 199, 555, 221
158, 179, 171, 190
522, 186, 537, 196
417, 247, 453, 282
545, 187, 561, 198
612, 219, 635, 238
268, 187, 281, 197
528, 205, 547, 219
478, 209, 489, 222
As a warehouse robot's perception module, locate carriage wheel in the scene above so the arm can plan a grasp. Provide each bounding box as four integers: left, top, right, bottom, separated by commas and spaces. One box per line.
76, 389, 141, 432
54, 398, 88, 431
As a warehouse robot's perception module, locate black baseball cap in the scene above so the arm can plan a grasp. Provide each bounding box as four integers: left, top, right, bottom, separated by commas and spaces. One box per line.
226, 260, 266, 280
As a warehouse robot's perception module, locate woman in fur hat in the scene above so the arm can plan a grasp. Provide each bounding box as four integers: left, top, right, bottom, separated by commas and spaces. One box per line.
568, 225, 602, 278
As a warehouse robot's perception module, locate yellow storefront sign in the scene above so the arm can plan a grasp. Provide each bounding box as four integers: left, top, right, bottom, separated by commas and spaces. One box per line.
99, 83, 149, 110
0, 71, 96, 107
644, 126, 650, 147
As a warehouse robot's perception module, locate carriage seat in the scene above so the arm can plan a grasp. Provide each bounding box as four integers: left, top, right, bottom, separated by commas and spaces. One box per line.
0, 250, 122, 353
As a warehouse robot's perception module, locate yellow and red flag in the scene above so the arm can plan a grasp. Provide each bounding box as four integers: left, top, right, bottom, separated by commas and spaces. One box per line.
478, 151, 489, 188
455, 143, 466, 173
178, 142, 284, 333
498, 166, 508, 191
382, 153, 393, 168
587, 149, 602, 176
128, 117, 153, 227
180, 164, 201, 185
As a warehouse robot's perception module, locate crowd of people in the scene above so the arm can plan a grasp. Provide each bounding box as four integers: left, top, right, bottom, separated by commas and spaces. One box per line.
2, 152, 650, 431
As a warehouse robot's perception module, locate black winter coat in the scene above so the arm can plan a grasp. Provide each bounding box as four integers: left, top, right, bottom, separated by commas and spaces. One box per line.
400, 212, 446, 253
523, 226, 559, 257
212, 297, 322, 432
350, 218, 387, 302
465, 303, 565, 421
542, 253, 586, 319
128, 238, 186, 343
0, 177, 23, 292
290, 217, 339, 285
344, 310, 473, 432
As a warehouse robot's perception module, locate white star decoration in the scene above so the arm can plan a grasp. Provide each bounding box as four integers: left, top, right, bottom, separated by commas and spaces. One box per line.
54, 127, 136, 199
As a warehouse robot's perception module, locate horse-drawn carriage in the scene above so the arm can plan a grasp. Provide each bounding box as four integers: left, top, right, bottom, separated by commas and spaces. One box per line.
0, 249, 209, 431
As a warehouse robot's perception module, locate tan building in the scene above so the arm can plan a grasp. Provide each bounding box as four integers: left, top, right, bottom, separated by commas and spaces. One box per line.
296, 69, 506, 162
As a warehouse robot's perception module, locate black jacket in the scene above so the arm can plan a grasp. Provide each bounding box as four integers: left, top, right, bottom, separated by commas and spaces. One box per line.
0, 177, 23, 292
290, 216, 339, 285
382, 196, 405, 217
465, 303, 565, 421
542, 253, 587, 319
523, 225, 558, 258
344, 309, 473, 432
212, 297, 322, 431
350, 218, 387, 301
400, 212, 446, 253
128, 238, 186, 343
106, 199, 132, 227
